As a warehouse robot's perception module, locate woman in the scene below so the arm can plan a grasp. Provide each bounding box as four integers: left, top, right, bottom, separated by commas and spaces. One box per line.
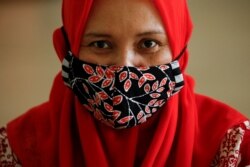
1, 0, 249, 166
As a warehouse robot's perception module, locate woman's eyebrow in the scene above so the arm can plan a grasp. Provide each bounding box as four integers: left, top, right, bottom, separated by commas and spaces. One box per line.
136, 30, 165, 37
84, 33, 112, 38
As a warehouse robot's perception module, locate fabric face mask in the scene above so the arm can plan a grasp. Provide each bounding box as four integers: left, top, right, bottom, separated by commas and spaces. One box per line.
62, 51, 184, 129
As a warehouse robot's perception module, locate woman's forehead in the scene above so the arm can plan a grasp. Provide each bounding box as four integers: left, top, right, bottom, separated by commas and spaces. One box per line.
83, 0, 165, 36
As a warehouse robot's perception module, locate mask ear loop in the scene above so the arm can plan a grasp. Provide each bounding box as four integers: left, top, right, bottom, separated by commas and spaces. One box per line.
174, 45, 187, 61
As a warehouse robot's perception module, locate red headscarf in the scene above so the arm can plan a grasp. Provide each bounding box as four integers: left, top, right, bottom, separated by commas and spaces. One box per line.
7, 0, 246, 166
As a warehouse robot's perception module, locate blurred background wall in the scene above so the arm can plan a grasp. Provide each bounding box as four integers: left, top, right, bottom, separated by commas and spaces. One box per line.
0, 0, 249, 125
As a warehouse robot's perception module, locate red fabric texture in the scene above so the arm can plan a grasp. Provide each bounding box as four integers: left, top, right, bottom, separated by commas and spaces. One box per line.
7, 0, 247, 166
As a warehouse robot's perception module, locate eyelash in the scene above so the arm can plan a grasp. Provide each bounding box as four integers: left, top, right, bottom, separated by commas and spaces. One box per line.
88, 39, 162, 52
138, 39, 161, 49
88, 40, 112, 49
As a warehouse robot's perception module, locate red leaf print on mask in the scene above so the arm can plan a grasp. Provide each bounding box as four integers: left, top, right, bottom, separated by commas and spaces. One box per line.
112, 110, 121, 120
89, 75, 102, 83
159, 65, 169, 70
150, 93, 161, 98
144, 83, 150, 93
152, 81, 159, 91
145, 106, 151, 113
138, 115, 147, 124
104, 102, 113, 112
129, 72, 139, 80
152, 108, 157, 113
138, 76, 146, 88
138, 66, 149, 71
160, 78, 168, 87
119, 71, 128, 82
148, 99, 157, 106
137, 111, 144, 120
98, 91, 108, 100
169, 82, 176, 90
124, 79, 132, 92
83, 64, 94, 75
143, 73, 156, 81
156, 87, 165, 93
113, 95, 123, 105
117, 116, 133, 124
109, 65, 122, 72
102, 79, 112, 88
96, 66, 105, 77
155, 99, 165, 107
153, 100, 160, 107
105, 69, 115, 79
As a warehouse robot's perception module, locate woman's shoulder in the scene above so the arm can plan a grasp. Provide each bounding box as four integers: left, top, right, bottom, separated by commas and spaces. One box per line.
195, 93, 242, 114
195, 94, 247, 130
211, 120, 250, 167
0, 126, 22, 167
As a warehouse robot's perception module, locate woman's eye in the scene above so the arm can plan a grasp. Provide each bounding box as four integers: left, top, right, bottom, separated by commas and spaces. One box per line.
140, 40, 158, 49
89, 41, 111, 49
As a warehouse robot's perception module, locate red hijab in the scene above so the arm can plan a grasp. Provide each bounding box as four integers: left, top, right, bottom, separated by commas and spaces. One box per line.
7, 0, 246, 166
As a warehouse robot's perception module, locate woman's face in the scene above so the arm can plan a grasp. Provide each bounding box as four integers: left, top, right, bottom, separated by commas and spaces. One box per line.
79, 0, 172, 66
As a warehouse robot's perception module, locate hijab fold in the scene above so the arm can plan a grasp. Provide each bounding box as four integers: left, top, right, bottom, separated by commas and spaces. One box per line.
7, 0, 246, 166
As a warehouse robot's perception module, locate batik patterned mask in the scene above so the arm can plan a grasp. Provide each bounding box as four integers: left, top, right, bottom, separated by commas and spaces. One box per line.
62, 51, 184, 129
